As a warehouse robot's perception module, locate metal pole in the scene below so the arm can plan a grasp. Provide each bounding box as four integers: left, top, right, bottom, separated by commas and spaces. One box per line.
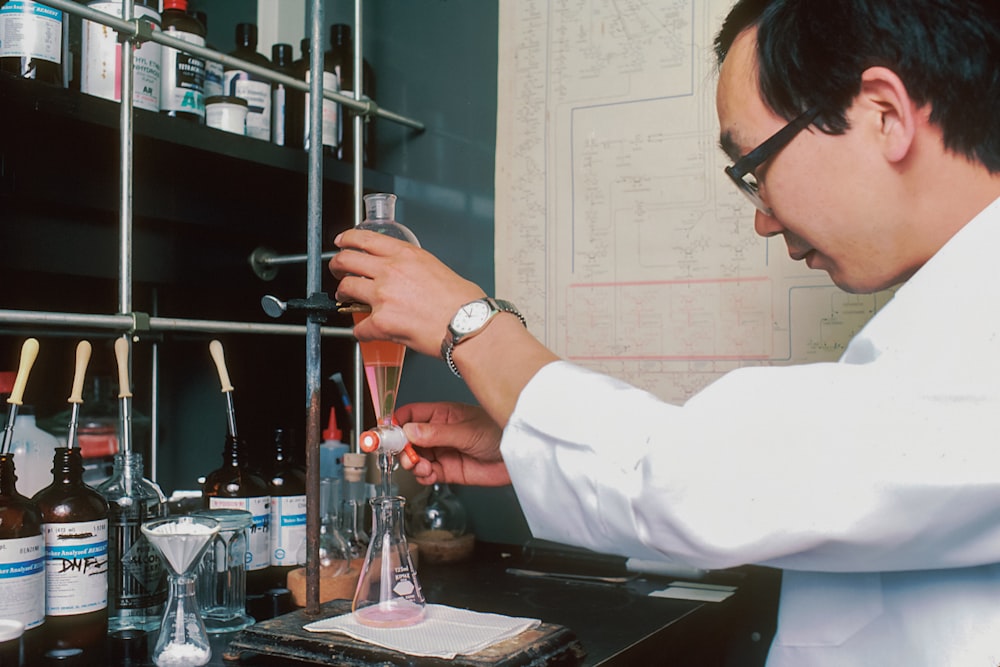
303, 0, 325, 619
0, 309, 354, 337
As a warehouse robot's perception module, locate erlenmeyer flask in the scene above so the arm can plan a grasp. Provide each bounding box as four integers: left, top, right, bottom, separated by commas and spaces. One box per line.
142, 516, 220, 667
352, 495, 425, 628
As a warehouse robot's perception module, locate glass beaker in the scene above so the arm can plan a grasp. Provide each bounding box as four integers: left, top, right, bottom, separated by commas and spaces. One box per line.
141, 516, 220, 667
189, 508, 254, 634
352, 495, 425, 628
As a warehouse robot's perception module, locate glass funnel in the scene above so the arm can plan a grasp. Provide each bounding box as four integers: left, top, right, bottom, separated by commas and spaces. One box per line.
141, 516, 220, 667
352, 495, 425, 628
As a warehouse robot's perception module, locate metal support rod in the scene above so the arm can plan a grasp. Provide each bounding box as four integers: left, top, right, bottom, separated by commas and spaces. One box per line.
303, 0, 326, 619
41, 0, 424, 131
351, 0, 367, 452
0, 309, 354, 338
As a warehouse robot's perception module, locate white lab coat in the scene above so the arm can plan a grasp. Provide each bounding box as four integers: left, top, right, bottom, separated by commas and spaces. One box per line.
502, 196, 1000, 665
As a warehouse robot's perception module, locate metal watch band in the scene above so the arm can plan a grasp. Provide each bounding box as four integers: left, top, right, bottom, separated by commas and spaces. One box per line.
442, 298, 526, 379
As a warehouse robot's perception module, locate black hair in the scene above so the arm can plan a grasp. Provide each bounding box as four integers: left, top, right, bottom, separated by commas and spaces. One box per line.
714, 0, 1000, 172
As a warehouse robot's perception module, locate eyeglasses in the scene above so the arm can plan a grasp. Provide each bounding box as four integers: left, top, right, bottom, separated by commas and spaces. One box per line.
724, 107, 821, 215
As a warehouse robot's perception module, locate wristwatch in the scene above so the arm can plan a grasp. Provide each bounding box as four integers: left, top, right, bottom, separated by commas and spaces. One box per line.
441, 297, 526, 378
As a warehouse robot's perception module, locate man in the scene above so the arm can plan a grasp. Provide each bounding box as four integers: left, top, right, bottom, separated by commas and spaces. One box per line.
329, 1, 1000, 663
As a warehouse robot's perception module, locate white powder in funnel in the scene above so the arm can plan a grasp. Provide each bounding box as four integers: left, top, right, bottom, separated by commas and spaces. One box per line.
150, 522, 217, 535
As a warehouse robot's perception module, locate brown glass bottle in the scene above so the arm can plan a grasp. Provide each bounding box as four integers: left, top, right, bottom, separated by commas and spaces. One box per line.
0, 0, 65, 84
34, 447, 109, 661
271, 42, 302, 148
265, 428, 306, 589
159, 0, 206, 122
324, 23, 377, 166
202, 435, 271, 597
0, 452, 46, 664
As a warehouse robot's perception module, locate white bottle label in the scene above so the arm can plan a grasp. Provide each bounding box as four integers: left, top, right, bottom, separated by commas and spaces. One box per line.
204, 60, 224, 97
159, 29, 205, 117
303, 70, 339, 148
208, 496, 270, 571
0, 535, 45, 628
270, 495, 306, 566
43, 519, 109, 616
222, 71, 271, 140
80, 3, 162, 111
0, 2, 62, 63
272, 84, 286, 145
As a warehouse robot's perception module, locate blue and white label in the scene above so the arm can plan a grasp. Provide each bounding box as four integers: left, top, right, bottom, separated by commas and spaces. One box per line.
0, 535, 45, 628
0, 2, 63, 63
223, 70, 271, 140
209, 496, 270, 571
43, 519, 109, 616
270, 494, 307, 566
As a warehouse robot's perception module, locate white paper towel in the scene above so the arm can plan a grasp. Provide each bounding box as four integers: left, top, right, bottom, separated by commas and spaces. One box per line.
304, 603, 541, 659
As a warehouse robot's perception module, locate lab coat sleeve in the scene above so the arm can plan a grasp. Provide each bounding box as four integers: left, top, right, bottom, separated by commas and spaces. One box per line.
502, 358, 1000, 573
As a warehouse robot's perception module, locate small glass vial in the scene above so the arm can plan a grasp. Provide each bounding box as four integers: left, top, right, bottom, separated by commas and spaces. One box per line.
34, 447, 109, 660
352, 495, 425, 628
340, 452, 369, 560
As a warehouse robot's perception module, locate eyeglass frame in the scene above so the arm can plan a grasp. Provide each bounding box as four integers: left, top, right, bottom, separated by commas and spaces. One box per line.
724, 106, 821, 214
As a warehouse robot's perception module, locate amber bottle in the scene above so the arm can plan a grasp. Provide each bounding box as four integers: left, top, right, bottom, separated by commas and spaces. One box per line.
34, 447, 109, 660
265, 428, 306, 589
0, 452, 46, 663
202, 435, 271, 596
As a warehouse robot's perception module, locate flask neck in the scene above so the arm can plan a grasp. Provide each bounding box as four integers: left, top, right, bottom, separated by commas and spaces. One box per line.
50, 447, 86, 484
112, 450, 146, 484
222, 436, 249, 468
0, 454, 19, 495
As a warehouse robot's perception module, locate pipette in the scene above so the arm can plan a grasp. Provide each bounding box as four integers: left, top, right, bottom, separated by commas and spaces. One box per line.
114, 337, 135, 454
0, 338, 40, 455
208, 340, 238, 439
66, 341, 92, 450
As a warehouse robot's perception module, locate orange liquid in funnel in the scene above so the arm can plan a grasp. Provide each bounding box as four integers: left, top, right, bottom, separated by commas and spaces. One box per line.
353, 312, 405, 424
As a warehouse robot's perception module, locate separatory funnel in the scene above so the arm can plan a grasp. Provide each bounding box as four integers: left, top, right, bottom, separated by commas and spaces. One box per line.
351, 193, 420, 495
142, 516, 220, 667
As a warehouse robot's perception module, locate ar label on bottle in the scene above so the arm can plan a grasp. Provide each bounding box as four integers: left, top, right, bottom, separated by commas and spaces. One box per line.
209, 496, 270, 571
0, 2, 63, 63
0, 534, 45, 628
43, 519, 110, 616
270, 494, 307, 566
160, 30, 206, 117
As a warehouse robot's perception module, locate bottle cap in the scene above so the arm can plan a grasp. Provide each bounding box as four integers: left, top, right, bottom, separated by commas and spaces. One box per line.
330, 23, 352, 47
236, 23, 258, 49
343, 452, 366, 482
272, 43, 293, 67
322, 407, 343, 442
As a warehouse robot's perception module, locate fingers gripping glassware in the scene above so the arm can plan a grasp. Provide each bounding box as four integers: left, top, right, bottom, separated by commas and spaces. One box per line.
352, 495, 425, 627
141, 516, 220, 667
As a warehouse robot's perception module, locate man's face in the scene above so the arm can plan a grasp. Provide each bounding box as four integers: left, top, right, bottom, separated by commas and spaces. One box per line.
716, 28, 915, 294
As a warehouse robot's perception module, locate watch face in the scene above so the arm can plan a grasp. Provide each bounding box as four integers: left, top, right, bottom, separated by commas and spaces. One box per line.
452, 300, 492, 334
